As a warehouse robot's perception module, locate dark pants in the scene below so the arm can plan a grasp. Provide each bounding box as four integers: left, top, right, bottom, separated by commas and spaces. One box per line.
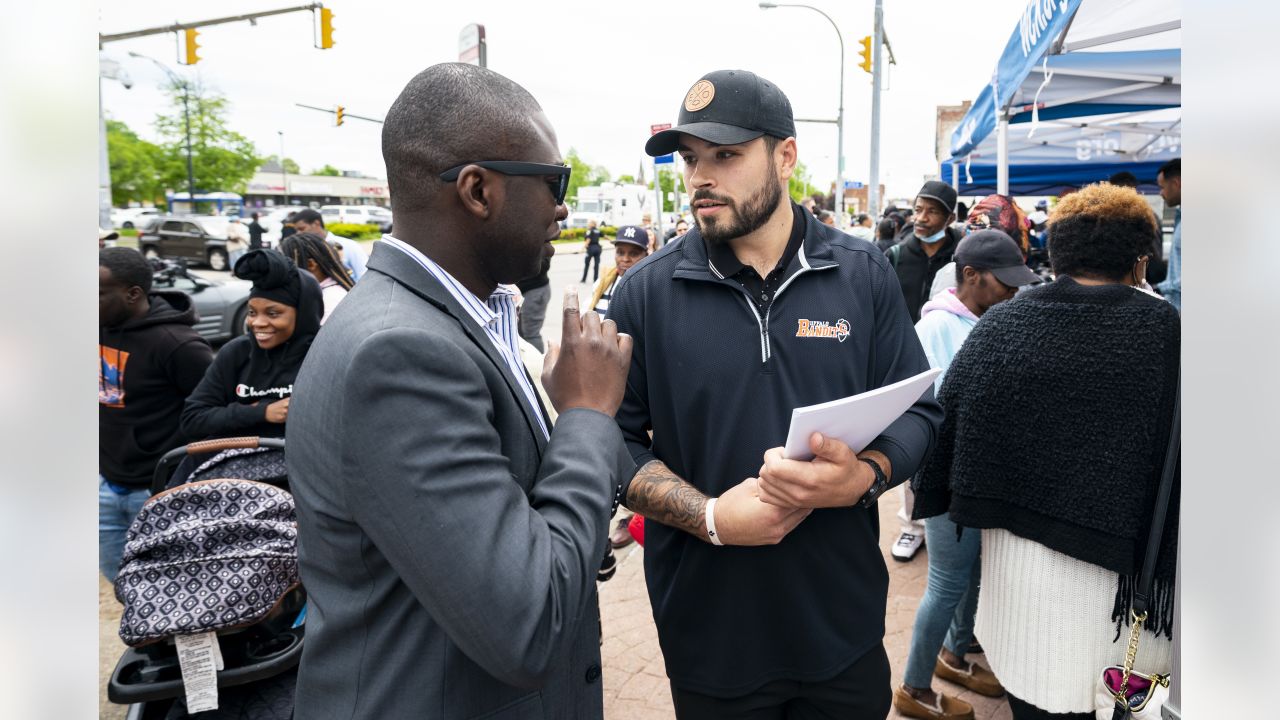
670, 643, 891, 720
582, 247, 601, 281
1007, 692, 1094, 720
517, 282, 550, 353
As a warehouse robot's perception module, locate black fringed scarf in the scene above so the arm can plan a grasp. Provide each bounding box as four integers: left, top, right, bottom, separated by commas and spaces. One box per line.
912, 277, 1180, 639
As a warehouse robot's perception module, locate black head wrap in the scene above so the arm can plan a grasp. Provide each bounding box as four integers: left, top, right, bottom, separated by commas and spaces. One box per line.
235, 249, 301, 307
231, 249, 324, 359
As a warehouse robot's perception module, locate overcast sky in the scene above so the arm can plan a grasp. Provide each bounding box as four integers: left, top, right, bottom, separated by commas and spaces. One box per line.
100, 0, 1030, 201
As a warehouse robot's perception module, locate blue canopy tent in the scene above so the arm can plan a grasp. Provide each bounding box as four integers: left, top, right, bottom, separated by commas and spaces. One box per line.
942, 0, 1180, 195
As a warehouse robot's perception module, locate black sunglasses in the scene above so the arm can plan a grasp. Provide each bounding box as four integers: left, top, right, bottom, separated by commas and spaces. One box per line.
438, 161, 572, 205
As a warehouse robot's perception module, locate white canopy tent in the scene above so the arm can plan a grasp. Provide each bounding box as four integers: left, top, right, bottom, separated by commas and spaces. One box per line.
944, 0, 1181, 194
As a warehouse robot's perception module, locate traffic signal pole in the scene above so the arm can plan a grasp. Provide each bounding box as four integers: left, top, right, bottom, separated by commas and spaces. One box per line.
99, 4, 328, 47
868, 0, 884, 217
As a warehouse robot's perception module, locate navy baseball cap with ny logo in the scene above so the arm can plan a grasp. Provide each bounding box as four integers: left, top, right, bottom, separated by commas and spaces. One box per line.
645, 69, 796, 157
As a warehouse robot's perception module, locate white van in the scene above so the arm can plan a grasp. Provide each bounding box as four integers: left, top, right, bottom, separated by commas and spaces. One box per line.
319, 205, 393, 232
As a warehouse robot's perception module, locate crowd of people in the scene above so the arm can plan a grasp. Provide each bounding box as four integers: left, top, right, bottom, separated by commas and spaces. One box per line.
99, 62, 1181, 720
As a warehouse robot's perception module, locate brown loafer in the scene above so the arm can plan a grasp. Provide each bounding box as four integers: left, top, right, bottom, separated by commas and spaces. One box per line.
934, 655, 1005, 697
609, 514, 635, 549
892, 685, 974, 720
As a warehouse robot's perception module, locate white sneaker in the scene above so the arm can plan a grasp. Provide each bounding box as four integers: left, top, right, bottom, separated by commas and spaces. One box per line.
891, 531, 924, 561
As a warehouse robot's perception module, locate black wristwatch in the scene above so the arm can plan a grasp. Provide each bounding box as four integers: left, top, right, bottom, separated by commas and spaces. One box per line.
857, 457, 889, 508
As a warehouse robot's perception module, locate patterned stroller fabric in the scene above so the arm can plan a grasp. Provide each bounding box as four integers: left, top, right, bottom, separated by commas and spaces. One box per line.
114, 479, 299, 647
173, 447, 289, 490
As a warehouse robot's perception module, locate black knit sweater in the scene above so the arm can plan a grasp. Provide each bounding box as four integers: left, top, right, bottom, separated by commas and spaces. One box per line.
913, 277, 1180, 637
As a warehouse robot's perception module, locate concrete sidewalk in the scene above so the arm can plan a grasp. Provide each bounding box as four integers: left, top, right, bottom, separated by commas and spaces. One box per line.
598, 489, 1013, 720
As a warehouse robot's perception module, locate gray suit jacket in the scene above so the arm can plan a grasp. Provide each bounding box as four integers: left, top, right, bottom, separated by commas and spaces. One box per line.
287, 242, 632, 719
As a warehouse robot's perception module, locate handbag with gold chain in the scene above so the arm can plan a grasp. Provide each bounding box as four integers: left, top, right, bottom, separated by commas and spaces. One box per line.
1095, 375, 1179, 720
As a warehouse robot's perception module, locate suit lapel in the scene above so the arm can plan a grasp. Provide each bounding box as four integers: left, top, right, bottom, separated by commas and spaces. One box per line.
366, 243, 550, 456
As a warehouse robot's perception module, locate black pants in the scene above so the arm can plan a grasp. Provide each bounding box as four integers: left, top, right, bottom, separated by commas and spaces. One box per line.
670, 643, 892, 720
582, 248, 601, 281
1006, 692, 1094, 720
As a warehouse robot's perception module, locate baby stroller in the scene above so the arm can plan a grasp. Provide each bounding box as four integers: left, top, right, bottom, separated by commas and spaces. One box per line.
107, 436, 304, 719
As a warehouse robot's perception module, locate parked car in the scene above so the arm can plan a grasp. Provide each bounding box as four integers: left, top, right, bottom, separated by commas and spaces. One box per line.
320, 204, 393, 232
149, 258, 252, 343
136, 215, 234, 271
110, 207, 161, 229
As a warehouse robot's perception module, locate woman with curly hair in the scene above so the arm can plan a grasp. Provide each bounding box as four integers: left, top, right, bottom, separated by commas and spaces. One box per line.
279, 231, 354, 324
911, 183, 1180, 719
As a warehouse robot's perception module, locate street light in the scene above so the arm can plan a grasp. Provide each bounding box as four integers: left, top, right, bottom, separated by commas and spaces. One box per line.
128, 51, 196, 212
278, 131, 289, 205
759, 2, 846, 226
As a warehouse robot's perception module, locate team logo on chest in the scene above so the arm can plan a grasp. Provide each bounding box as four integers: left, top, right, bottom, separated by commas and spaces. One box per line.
795, 318, 851, 342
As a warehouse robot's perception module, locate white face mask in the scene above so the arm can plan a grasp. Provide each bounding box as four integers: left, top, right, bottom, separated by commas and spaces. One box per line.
918, 228, 947, 244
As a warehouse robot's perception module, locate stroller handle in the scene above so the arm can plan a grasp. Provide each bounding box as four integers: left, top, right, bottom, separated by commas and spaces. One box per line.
187, 436, 284, 455
151, 437, 287, 495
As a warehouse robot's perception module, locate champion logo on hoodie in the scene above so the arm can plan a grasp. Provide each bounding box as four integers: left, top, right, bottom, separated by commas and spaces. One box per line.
795, 318, 851, 342
235, 383, 293, 399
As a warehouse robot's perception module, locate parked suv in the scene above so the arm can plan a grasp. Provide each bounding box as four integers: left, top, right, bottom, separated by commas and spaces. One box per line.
320, 205, 393, 233
136, 215, 234, 271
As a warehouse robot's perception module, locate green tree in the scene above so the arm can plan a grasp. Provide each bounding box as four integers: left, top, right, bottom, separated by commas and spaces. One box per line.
153, 78, 262, 201
106, 119, 166, 206
563, 147, 612, 206
311, 164, 342, 176
263, 155, 301, 174
788, 159, 814, 204
656, 168, 687, 213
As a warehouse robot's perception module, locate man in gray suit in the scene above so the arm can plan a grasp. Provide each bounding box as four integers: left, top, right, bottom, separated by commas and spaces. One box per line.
287, 63, 634, 719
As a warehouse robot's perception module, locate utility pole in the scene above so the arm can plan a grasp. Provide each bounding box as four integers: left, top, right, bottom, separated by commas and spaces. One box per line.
99, 55, 133, 228
868, 0, 884, 217
279, 131, 289, 205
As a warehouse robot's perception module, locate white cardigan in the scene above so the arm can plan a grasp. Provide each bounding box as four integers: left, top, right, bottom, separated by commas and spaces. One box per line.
976, 529, 1173, 714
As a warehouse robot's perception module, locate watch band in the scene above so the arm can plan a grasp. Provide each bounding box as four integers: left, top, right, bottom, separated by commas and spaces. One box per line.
857, 457, 888, 508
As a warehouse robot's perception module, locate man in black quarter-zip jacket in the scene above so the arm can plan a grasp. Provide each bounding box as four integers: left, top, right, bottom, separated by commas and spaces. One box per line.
608, 69, 942, 719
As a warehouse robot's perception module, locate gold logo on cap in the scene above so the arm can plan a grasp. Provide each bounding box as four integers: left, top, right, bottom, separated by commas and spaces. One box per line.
684, 80, 715, 112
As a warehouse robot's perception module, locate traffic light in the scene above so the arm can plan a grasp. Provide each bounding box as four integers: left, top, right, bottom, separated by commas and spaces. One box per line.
182, 28, 201, 65
857, 36, 872, 74
335, 105, 344, 126
319, 7, 336, 49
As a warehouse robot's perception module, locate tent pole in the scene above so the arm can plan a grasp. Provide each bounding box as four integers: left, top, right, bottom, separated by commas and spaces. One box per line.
951, 162, 959, 192
997, 112, 1009, 195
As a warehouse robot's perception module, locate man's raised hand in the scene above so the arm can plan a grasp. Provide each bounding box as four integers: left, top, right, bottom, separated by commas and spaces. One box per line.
541, 286, 632, 416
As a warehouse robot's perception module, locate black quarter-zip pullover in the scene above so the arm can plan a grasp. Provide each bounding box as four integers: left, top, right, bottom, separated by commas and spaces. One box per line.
607, 206, 942, 697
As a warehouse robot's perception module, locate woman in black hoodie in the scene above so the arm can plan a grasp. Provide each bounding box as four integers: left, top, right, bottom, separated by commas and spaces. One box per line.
181, 249, 323, 440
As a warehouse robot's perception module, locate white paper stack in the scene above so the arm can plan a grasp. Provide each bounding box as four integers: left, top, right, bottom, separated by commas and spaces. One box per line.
782, 369, 941, 460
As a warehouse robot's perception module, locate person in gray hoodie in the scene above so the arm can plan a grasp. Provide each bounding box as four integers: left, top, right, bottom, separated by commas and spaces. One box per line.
893, 229, 1038, 720
99, 247, 214, 580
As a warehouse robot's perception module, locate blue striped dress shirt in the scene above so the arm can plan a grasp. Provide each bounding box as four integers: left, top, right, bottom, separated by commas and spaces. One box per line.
379, 235, 550, 439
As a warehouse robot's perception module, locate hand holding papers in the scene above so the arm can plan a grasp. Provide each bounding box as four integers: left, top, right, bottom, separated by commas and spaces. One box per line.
781, 369, 941, 461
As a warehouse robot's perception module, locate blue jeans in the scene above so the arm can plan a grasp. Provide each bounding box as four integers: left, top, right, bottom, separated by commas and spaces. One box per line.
99, 476, 150, 582
902, 513, 981, 689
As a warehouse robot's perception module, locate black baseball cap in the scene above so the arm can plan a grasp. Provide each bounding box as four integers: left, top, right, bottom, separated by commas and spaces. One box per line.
916, 180, 958, 215
645, 70, 796, 157
954, 229, 1040, 288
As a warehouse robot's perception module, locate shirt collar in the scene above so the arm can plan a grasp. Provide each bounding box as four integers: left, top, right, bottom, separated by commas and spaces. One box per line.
379, 235, 499, 326
704, 202, 806, 279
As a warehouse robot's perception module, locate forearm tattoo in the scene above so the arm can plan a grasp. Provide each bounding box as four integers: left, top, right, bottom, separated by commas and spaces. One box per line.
625, 460, 708, 540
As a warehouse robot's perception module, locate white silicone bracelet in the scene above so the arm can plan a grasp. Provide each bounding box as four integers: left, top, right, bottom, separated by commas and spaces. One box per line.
705, 497, 724, 546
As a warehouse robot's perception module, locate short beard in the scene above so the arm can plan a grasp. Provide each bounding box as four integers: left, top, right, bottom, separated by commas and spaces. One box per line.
694, 161, 784, 245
